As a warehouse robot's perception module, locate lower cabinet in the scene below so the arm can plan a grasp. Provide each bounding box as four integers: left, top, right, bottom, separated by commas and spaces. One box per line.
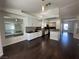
50, 31, 60, 41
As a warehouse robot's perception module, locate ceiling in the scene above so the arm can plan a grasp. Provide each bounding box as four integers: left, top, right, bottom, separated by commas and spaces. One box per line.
0, 0, 79, 19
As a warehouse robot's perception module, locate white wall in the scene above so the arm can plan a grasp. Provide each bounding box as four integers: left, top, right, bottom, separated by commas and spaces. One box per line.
0, 17, 4, 56
74, 16, 79, 39
56, 19, 61, 29
43, 8, 59, 19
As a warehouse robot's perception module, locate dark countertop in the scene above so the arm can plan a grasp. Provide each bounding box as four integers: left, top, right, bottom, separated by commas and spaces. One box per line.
5, 33, 23, 38
26, 31, 38, 33
26, 30, 42, 33
50, 29, 60, 32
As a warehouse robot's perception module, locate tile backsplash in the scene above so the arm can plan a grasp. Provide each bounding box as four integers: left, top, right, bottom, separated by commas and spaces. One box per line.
26, 27, 41, 33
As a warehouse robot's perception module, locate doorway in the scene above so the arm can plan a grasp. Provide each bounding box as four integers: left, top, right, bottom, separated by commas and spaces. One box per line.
63, 23, 69, 31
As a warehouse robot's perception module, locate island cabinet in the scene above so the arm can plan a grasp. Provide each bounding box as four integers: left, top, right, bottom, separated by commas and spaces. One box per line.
24, 31, 42, 41
24, 30, 48, 41
50, 31, 60, 41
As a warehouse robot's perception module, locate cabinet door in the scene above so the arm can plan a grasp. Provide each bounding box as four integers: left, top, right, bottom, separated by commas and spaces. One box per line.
32, 19, 42, 27
50, 32, 59, 41
27, 17, 33, 27
27, 16, 42, 27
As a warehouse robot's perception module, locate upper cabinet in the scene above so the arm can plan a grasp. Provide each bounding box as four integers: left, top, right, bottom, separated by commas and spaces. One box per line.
23, 15, 42, 27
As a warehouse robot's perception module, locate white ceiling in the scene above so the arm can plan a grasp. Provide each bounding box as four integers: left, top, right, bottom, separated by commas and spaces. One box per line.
0, 0, 79, 18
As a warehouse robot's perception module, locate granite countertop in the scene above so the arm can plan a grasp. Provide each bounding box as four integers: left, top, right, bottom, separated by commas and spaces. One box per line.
26, 31, 38, 33
50, 29, 60, 32
5, 33, 23, 38
26, 30, 42, 33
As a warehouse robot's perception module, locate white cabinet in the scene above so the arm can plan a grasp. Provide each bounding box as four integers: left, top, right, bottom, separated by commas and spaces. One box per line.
24, 31, 42, 40
32, 19, 42, 27
50, 31, 60, 41
23, 16, 42, 27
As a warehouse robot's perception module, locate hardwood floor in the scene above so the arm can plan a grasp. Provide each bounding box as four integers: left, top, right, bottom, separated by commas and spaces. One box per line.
1, 32, 79, 59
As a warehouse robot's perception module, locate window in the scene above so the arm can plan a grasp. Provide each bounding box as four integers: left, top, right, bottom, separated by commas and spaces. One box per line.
5, 22, 15, 34
4, 18, 23, 37
64, 23, 68, 30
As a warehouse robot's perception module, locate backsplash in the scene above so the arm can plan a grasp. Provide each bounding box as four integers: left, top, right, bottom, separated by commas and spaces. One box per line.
26, 27, 41, 33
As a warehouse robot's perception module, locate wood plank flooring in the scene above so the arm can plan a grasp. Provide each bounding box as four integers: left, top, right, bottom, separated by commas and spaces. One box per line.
1, 32, 79, 59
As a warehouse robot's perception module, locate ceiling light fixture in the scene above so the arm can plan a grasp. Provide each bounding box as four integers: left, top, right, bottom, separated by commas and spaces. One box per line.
42, 5, 45, 12
41, 0, 52, 28
41, 0, 45, 28
41, 0, 45, 15
41, 0, 51, 14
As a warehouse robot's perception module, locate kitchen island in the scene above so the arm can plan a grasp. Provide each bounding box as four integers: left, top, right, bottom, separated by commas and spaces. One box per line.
50, 30, 60, 41
24, 30, 48, 41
